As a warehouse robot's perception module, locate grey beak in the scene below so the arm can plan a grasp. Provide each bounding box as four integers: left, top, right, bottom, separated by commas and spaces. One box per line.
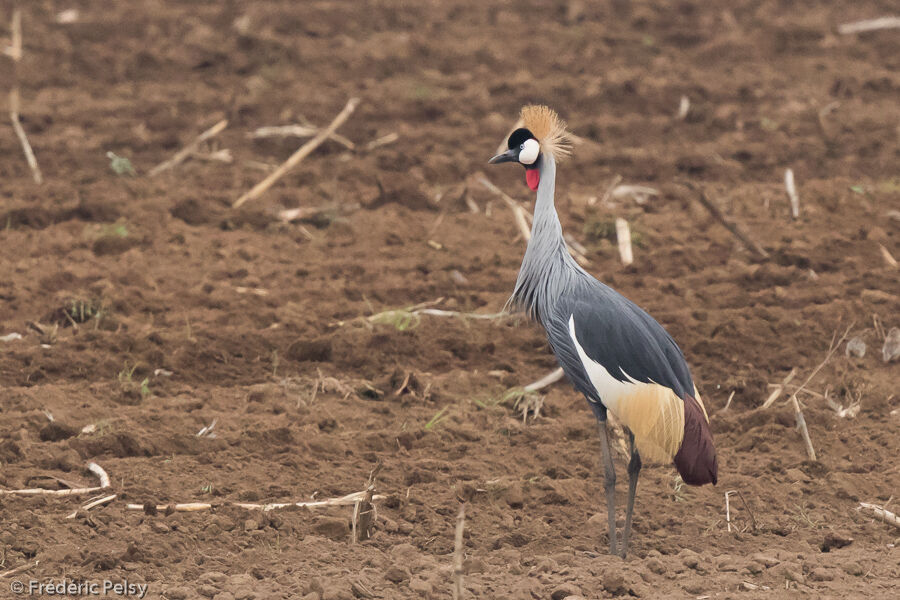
488, 148, 518, 164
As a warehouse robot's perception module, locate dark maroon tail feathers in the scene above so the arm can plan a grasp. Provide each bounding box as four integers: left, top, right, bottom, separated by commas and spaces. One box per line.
673, 395, 718, 485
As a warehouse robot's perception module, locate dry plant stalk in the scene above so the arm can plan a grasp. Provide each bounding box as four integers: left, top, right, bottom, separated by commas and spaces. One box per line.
684, 183, 769, 260
0, 560, 39, 579
7, 7, 43, 184
791, 395, 816, 461
785, 324, 854, 461
352, 463, 382, 543
784, 168, 800, 219
127, 490, 387, 514
725, 490, 735, 532
477, 175, 531, 241
0, 462, 109, 496
452, 504, 466, 600
676, 95, 690, 120
879, 244, 898, 269
761, 368, 797, 409
523, 368, 564, 393
365, 132, 399, 151
128, 502, 212, 512
615, 218, 634, 265
612, 184, 659, 206
722, 390, 736, 411
149, 119, 228, 176
234, 97, 360, 208
595, 174, 623, 206
250, 124, 355, 150
859, 502, 900, 530
838, 16, 900, 35
66, 493, 117, 519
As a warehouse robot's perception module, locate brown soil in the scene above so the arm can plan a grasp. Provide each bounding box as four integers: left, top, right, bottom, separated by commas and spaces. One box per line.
1, 1, 899, 599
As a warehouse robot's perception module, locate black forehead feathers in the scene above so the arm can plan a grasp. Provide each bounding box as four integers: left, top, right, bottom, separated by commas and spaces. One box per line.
507, 128, 536, 149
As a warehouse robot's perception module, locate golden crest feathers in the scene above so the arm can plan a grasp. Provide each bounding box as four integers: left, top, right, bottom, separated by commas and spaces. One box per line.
520, 105, 572, 161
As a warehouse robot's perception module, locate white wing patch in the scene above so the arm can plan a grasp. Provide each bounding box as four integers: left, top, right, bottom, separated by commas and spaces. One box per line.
568, 314, 685, 462
568, 314, 633, 415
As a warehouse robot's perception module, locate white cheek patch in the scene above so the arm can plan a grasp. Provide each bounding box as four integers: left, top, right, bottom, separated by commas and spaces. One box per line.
518, 139, 540, 165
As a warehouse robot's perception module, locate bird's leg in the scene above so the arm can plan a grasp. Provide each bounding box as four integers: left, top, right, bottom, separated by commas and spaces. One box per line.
596, 418, 618, 556
621, 431, 642, 558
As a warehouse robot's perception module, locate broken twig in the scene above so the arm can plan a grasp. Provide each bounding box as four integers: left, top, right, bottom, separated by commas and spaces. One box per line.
787, 324, 854, 460
615, 218, 634, 266
250, 124, 354, 150
234, 98, 360, 208
8, 8, 43, 184
149, 119, 228, 177
66, 493, 117, 519
524, 368, 565, 393
0, 462, 110, 496
683, 183, 768, 259
784, 168, 800, 219
838, 16, 900, 35
452, 504, 466, 600
0, 560, 39, 579
761, 368, 796, 409
859, 502, 900, 530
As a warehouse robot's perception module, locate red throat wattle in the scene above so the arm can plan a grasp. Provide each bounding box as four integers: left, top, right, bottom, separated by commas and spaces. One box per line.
525, 169, 540, 191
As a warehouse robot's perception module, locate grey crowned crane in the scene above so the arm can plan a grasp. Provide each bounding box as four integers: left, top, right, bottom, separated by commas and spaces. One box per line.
489, 106, 717, 558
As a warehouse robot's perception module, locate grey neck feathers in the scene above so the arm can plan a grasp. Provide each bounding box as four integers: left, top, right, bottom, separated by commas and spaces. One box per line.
508, 153, 586, 327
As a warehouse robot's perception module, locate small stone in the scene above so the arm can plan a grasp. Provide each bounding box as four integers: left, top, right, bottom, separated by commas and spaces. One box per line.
200, 572, 228, 584
233, 587, 256, 600
304, 579, 325, 596
821, 532, 853, 552
717, 557, 742, 572
380, 517, 399, 533
601, 570, 629, 596
165, 588, 190, 600
785, 468, 810, 483
390, 543, 419, 562
682, 581, 705, 595
777, 562, 805, 584
680, 549, 700, 569
751, 552, 780, 568
322, 589, 353, 600
384, 567, 409, 583
462, 557, 486, 574
551, 583, 582, 600
845, 337, 866, 358
586, 512, 607, 537
315, 517, 349, 541
645, 557, 666, 575
809, 567, 835, 582
842, 561, 864, 576
243, 518, 262, 531
213, 593, 235, 600
199, 585, 219, 598
408, 576, 432, 595
150, 521, 170, 534
531, 557, 559, 574
505, 483, 524, 508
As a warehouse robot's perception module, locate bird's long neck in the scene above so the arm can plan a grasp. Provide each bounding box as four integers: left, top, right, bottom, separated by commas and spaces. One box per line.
509, 153, 583, 324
